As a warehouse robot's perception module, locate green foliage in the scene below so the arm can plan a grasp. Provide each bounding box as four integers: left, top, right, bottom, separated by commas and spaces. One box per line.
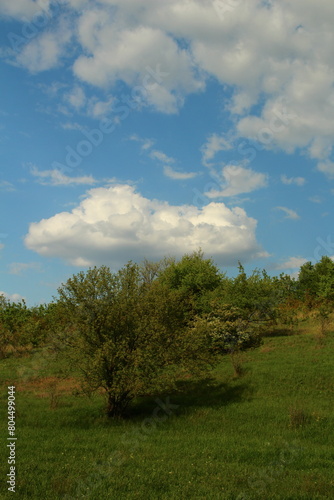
54, 263, 215, 417
0, 296, 49, 357
191, 303, 263, 356
157, 249, 223, 315
297, 256, 334, 305
217, 264, 282, 329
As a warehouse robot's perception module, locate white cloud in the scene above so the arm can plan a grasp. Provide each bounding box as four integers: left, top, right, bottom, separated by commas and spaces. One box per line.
15, 20, 72, 72
163, 166, 198, 180
309, 195, 322, 204
73, 12, 204, 113
0, 0, 50, 21
30, 165, 97, 186
9, 262, 43, 275
149, 150, 175, 165
60, 122, 81, 131
205, 165, 268, 198
64, 86, 86, 110
281, 175, 306, 186
201, 133, 233, 166
131, 138, 197, 180
129, 135, 155, 151
275, 206, 300, 220
0, 291, 25, 302
62, 87, 115, 118
276, 256, 308, 270
24, 183, 267, 267
86, 96, 115, 118
0, 180, 15, 192
317, 161, 334, 179
141, 139, 155, 150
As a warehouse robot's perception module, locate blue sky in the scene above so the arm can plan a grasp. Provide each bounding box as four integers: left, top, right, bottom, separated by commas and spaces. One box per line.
0, 0, 334, 305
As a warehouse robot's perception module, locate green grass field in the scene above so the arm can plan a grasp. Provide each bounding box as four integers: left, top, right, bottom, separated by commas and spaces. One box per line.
1, 322, 334, 499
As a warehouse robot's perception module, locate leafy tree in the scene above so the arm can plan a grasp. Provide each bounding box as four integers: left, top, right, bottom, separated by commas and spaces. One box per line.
297, 256, 334, 305
157, 250, 223, 315
54, 263, 215, 417
219, 263, 280, 327
297, 261, 317, 305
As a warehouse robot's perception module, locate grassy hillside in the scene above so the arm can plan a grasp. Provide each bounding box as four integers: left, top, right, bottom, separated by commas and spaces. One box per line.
1, 320, 334, 499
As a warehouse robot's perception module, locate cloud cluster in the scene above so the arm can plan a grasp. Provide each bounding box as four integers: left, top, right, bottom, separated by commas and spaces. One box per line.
3, 0, 334, 172
72, 6, 205, 113
24, 184, 267, 267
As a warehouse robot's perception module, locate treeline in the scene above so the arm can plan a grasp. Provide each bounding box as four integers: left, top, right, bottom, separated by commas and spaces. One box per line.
1, 252, 333, 416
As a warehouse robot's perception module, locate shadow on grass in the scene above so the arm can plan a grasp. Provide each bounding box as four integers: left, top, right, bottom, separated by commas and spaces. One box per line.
263, 327, 297, 337
58, 377, 253, 427
126, 377, 253, 420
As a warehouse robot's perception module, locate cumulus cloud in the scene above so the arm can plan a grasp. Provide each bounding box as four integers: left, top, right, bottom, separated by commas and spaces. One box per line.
24, 184, 267, 267
275, 206, 300, 220
281, 175, 306, 186
73, 10, 204, 113
30, 165, 97, 186
205, 165, 268, 198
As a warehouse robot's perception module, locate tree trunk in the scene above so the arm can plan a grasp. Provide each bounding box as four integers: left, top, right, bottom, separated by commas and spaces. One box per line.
106, 392, 130, 418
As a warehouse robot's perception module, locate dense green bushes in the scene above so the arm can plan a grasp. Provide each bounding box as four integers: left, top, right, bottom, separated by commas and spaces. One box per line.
0, 296, 50, 357
1, 251, 333, 416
